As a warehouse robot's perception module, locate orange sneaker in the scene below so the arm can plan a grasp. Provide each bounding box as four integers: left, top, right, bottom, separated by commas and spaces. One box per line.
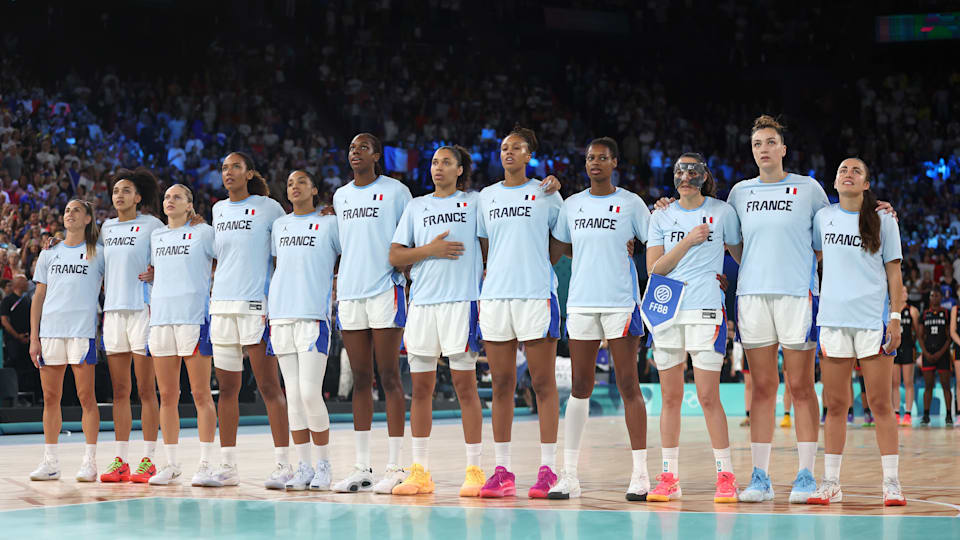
100, 457, 130, 483
129, 457, 157, 483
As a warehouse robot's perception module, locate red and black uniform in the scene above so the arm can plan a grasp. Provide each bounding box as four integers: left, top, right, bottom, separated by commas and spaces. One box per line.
921, 307, 950, 372
895, 306, 915, 365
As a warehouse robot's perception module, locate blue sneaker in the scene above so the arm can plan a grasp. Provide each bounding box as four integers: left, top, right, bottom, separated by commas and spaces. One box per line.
738, 467, 774, 502
789, 468, 817, 503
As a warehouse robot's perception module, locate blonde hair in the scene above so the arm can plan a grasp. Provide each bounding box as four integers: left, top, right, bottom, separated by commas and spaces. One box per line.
68, 199, 99, 261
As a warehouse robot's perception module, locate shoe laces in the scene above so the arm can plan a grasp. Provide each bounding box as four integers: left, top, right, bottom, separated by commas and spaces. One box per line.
716, 472, 736, 490
465, 466, 484, 484
196, 460, 211, 473
813, 479, 839, 497
655, 472, 677, 484
134, 459, 154, 475
749, 468, 769, 489
536, 466, 555, 483
882, 478, 902, 494
106, 457, 125, 472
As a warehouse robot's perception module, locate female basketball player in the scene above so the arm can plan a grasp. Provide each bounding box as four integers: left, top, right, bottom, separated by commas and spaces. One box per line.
920, 288, 952, 426
99, 168, 164, 483
269, 170, 339, 491
893, 287, 919, 425
808, 158, 906, 506
643, 153, 743, 503
28, 200, 105, 482
949, 298, 960, 423
206, 152, 290, 489
547, 138, 652, 501
476, 126, 565, 499
330, 133, 413, 494
387, 146, 485, 497
146, 185, 218, 486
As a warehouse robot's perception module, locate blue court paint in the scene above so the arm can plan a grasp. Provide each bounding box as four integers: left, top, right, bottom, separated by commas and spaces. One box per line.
3, 498, 957, 539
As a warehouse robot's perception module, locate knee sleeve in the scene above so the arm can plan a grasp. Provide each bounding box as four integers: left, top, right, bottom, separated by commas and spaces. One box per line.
448, 351, 479, 372
278, 353, 307, 431
408, 353, 438, 374
212, 344, 244, 372
300, 350, 330, 432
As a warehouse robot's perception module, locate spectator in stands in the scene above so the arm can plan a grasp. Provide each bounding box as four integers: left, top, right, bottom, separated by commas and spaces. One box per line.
1, 275, 34, 403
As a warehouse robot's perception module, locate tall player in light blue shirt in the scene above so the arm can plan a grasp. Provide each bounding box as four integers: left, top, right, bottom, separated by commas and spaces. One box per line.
269, 170, 341, 491
28, 199, 105, 482
475, 126, 565, 498
388, 146, 485, 496
147, 184, 218, 487
100, 168, 165, 482
208, 152, 290, 489
331, 133, 413, 494
549, 137, 652, 500
811, 158, 906, 506
645, 153, 743, 503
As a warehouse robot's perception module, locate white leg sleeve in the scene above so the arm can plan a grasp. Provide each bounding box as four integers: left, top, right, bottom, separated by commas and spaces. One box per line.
337, 347, 353, 398
278, 352, 307, 432
300, 350, 330, 433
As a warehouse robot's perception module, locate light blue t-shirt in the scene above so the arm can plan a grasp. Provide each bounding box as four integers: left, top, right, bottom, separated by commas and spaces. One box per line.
150, 223, 216, 325
477, 180, 563, 300
211, 195, 286, 302
334, 175, 412, 301
34, 242, 105, 339
391, 190, 483, 305
647, 197, 742, 310
269, 212, 341, 321
552, 187, 650, 311
814, 205, 902, 330
101, 213, 165, 311
726, 174, 829, 297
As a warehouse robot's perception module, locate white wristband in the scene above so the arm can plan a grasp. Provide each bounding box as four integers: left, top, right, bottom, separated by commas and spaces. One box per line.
889, 312, 901, 321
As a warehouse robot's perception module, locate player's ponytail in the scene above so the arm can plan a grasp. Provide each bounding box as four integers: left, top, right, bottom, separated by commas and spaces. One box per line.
70, 198, 100, 261
855, 159, 881, 254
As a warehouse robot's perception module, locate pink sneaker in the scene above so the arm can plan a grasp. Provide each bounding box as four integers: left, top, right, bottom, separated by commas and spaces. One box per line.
647, 472, 682, 502
480, 466, 516, 498
714, 471, 738, 503
528, 465, 558, 498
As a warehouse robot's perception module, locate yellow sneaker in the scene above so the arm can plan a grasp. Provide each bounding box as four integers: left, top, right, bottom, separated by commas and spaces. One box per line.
779, 414, 792, 428
459, 465, 485, 497
392, 463, 435, 495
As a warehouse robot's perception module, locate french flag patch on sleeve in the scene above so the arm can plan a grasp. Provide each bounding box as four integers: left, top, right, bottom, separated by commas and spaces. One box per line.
308, 223, 319, 230
245, 208, 256, 215
457, 202, 467, 207
182, 233, 193, 240
702, 216, 713, 224
373, 193, 384, 201
524, 194, 536, 201
785, 187, 797, 195
609, 205, 620, 213
129, 226, 140, 232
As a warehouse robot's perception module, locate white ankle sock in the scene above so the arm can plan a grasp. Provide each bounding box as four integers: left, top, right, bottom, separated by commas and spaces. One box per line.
116, 441, 129, 462
881, 454, 899, 481
143, 440, 157, 460
465, 443, 482, 468
631, 449, 648, 479
751, 442, 772, 473
314, 443, 329, 462
494, 441, 511, 469
387, 436, 403, 468
824, 454, 842, 482
295, 442, 311, 465
164, 444, 179, 465
713, 447, 733, 473
797, 442, 816, 473
199, 442, 215, 463
355, 430, 371, 468
222, 446, 237, 466
661, 447, 679, 476
45, 443, 59, 462
540, 442, 557, 469
84, 444, 97, 461
412, 437, 429, 469
274, 446, 289, 466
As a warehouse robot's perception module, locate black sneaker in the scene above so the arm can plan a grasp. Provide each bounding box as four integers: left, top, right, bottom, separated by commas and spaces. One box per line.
946, 413, 954, 427
921, 415, 931, 426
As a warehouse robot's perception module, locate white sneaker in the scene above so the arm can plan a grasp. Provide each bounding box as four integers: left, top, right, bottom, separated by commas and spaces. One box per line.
285, 462, 315, 491
75, 458, 97, 482
310, 460, 332, 491
332, 465, 375, 493
149, 463, 182, 485
807, 479, 842, 504
191, 461, 212, 486
265, 463, 295, 490
373, 465, 406, 494
626, 473, 650, 501
203, 463, 240, 487
882, 478, 907, 506
29, 458, 61, 481
547, 471, 581, 499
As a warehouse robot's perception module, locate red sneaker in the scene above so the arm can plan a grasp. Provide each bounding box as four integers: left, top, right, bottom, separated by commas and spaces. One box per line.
527, 465, 558, 498
100, 457, 130, 483
129, 457, 158, 483
479, 466, 516, 498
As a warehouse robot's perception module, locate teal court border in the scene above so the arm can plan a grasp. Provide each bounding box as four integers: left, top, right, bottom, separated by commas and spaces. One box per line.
3, 497, 958, 539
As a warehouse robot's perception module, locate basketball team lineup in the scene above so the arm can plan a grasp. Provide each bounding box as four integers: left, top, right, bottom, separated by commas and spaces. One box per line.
6, 114, 960, 524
